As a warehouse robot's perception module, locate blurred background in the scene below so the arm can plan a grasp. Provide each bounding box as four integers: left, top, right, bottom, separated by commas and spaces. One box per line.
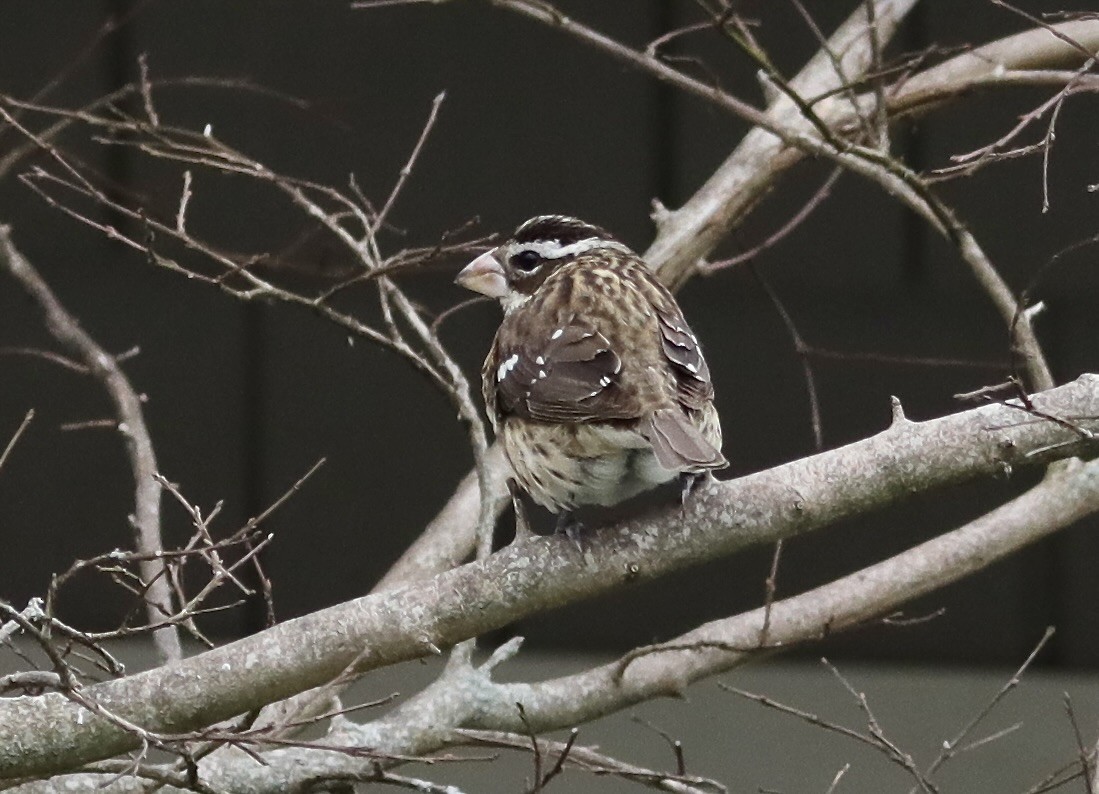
1, 0, 1097, 677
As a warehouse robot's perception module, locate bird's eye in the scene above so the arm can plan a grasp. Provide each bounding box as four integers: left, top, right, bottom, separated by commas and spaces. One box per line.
510, 250, 542, 272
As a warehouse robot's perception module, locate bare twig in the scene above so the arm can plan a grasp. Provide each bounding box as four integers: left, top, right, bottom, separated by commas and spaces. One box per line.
0, 409, 34, 474
863, 0, 890, 150
750, 263, 824, 449
922, 626, 1055, 782
820, 658, 935, 792
474, 1, 1057, 391
516, 702, 543, 791
632, 716, 686, 777
176, 169, 193, 233
136, 52, 159, 127
0, 225, 181, 665
700, 167, 841, 271
372, 91, 445, 235
724, 666, 935, 794
0, 346, 89, 373
721, 682, 883, 749
1022, 758, 1088, 794
1061, 692, 1096, 794
758, 538, 785, 647
458, 728, 725, 793
825, 764, 851, 794
538, 727, 579, 790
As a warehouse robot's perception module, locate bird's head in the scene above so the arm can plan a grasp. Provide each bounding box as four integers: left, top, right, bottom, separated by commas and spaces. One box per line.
455, 215, 631, 313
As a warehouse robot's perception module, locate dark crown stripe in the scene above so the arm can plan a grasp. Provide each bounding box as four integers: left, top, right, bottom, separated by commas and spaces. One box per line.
514, 215, 611, 246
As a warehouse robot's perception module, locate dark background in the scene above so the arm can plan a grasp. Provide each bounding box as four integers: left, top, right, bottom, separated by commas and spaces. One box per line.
1, 1, 1097, 668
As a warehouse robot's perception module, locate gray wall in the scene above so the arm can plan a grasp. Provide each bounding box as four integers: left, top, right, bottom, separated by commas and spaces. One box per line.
1, 1, 1097, 666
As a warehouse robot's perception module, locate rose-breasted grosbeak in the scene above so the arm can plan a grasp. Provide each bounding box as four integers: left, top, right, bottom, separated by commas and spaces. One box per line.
456, 215, 726, 518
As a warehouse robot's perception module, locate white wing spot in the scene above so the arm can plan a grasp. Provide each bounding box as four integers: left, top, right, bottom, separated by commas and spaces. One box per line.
599, 376, 611, 386
535, 356, 545, 365
551, 328, 564, 340
497, 353, 520, 382
685, 362, 699, 374
538, 370, 547, 379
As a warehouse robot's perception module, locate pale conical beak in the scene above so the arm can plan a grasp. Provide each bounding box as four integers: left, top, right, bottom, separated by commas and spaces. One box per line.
455, 250, 508, 299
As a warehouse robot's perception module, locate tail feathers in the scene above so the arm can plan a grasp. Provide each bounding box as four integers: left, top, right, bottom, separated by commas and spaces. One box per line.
641, 409, 727, 473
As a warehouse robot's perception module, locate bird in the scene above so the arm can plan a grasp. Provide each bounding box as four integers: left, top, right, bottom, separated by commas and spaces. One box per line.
455, 215, 726, 525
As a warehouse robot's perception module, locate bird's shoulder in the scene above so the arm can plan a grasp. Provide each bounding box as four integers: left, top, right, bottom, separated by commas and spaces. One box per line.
484, 255, 713, 423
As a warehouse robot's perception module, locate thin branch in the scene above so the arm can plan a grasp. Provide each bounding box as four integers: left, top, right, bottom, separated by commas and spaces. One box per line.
0, 346, 90, 373
458, 729, 725, 793
758, 538, 784, 648
0, 225, 181, 666
516, 703, 543, 791
700, 166, 841, 271
825, 764, 850, 794
749, 263, 824, 450
820, 658, 934, 793
372, 91, 445, 235
863, 0, 890, 150
0, 409, 34, 474
922, 626, 1055, 781
631, 716, 686, 777
720, 683, 893, 760
1060, 693, 1095, 794
136, 52, 159, 127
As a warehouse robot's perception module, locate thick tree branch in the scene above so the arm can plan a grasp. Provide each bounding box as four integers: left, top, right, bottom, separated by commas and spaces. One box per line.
0, 225, 181, 665
475, 456, 1099, 733
1, 375, 1097, 779
888, 19, 1099, 116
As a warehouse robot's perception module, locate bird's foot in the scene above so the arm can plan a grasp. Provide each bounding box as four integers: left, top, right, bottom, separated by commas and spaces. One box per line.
554, 510, 587, 551
678, 472, 708, 511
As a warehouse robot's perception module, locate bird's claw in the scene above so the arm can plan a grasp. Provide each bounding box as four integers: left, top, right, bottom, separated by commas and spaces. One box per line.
679, 472, 706, 512
555, 511, 586, 551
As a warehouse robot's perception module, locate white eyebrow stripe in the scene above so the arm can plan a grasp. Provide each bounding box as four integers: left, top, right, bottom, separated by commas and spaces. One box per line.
511, 238, 632, 260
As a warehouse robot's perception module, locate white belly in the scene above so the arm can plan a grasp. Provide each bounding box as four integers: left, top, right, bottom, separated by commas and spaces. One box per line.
502, 422, 678, 512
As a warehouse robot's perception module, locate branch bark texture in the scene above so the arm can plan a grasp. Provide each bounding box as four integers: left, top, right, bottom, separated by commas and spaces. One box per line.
2, 376, 1097, 778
